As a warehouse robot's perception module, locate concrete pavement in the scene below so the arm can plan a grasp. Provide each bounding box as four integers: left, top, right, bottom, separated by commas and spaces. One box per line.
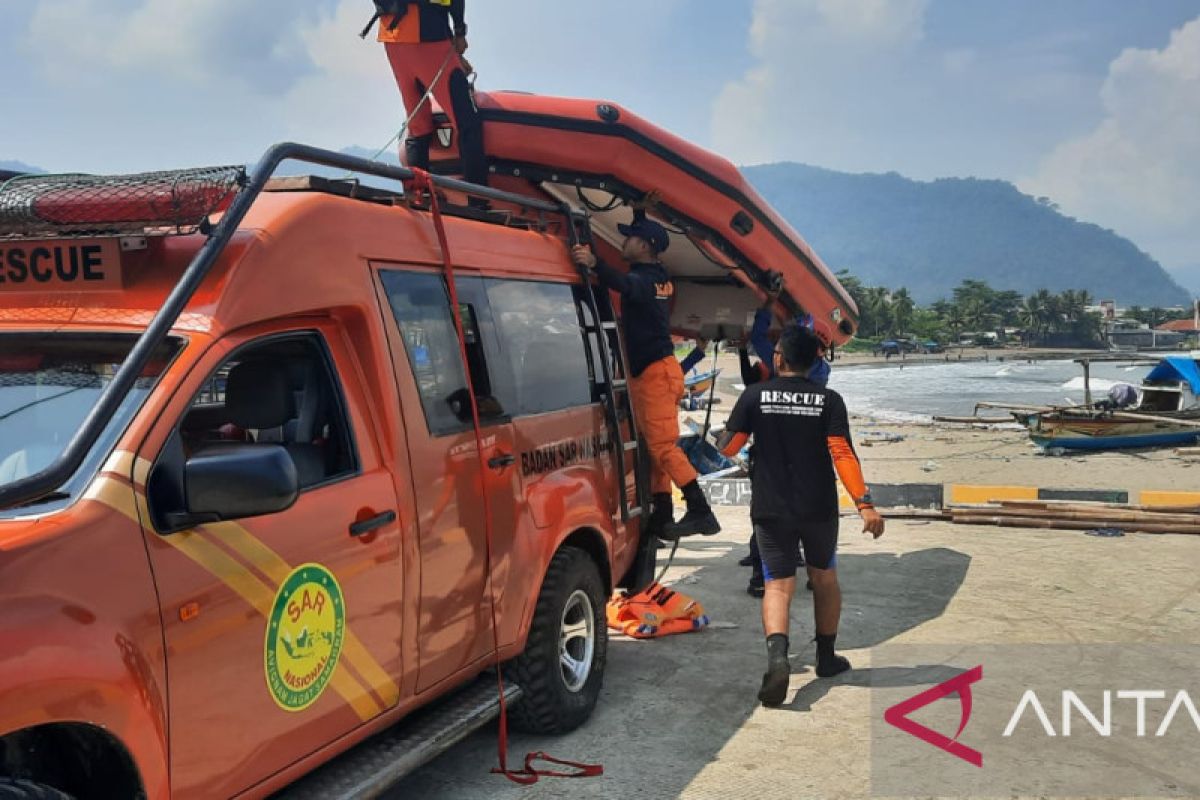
386, 507, 1200, 799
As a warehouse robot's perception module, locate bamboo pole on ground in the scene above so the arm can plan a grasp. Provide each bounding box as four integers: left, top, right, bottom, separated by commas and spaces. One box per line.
995, 499, 1200, 514
950, 507, 1200, 526
950, 515, 1200, 535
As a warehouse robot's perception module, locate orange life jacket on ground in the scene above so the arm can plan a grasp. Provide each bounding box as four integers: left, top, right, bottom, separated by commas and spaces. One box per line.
606, 582, 709, 639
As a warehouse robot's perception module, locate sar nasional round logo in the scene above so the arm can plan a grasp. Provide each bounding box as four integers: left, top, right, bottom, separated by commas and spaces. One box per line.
264, 563, 346, 711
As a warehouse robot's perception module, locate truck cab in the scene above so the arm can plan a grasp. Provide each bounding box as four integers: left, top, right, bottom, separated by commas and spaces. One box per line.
0, 153, 650, 799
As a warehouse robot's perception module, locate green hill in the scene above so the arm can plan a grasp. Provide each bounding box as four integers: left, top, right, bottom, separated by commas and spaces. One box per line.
742, 162, 1191, 306
0, 160, 44, 176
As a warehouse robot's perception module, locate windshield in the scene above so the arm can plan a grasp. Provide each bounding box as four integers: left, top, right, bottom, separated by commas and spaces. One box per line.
0, 333, 181, 518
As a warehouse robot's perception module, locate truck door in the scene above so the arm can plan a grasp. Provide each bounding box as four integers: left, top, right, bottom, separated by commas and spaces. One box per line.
373, 266, 521, 691
136, 324, 404, 799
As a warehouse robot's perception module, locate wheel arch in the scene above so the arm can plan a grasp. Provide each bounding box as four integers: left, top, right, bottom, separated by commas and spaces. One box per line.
557, 526, 611, 593
0, 723, 145, 800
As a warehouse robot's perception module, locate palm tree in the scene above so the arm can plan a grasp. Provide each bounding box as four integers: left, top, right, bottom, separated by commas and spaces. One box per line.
963, 298, 994, 335
1044, 293, 1066, 334
891, 287, 915, 336
1058, 290, 1086, 326
946, 306, 966, 347
1020, 294, 1047, 344
863, 287, 891, 337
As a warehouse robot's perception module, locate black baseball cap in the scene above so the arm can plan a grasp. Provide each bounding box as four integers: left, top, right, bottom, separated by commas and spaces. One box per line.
617, 218, 670, 254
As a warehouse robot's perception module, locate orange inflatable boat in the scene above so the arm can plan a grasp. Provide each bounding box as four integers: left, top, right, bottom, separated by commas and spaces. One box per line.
427, 91, 859, 347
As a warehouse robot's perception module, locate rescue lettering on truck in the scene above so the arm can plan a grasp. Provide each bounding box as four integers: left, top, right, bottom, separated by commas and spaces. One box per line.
0, 240, 122, 290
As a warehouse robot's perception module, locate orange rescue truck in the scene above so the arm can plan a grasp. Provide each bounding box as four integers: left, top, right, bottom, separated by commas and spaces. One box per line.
0, 146, 656, 799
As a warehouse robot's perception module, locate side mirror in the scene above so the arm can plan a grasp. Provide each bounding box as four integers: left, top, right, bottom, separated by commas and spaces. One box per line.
183, 445, 299, 523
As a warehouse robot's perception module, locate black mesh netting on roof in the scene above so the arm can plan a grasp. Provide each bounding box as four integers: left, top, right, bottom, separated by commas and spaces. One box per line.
0, 166, 245, 239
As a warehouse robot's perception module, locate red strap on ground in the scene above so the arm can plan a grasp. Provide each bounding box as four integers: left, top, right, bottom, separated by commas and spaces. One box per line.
410, 170, 603, 785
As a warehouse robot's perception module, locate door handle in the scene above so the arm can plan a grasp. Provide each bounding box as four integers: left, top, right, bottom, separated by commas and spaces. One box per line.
349, 510, 396, 537
487, 453, 516, 470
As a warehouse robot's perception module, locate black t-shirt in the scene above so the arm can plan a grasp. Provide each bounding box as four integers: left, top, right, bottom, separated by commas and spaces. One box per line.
725, 375, 851, 522
593, 260, 675, 377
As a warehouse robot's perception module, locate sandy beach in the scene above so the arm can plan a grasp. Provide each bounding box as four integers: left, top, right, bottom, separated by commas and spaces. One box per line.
684, 349, 1199, 495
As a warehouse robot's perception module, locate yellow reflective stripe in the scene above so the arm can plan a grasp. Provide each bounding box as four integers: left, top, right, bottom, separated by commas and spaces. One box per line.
130, 453, 396, 707
102, 449, 136, 477
85, 476, 140, 522
206, 521, 401, 708
87, 463, 384, 721
164, 530, 383, 722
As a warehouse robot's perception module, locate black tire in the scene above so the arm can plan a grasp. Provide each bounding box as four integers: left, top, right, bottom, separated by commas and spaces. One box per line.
0, 780, 73, 800
505, 546, 607, 734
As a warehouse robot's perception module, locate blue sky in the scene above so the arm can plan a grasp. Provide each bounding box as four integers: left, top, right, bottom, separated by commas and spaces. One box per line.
2, 1, 1198, 287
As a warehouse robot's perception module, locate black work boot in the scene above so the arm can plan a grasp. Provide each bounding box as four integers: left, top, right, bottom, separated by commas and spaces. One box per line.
746, 572, 764, 598
664, 481, 721, 538
645, 493, 673, 549
404, 133, 433, 171
815, 633, 851, 678
758, 633, 791, 706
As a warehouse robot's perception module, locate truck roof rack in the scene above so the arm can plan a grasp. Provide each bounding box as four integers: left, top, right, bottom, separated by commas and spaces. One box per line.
263, 174, 555, 232
0, 166, 245, 240
0, 143, 576, 510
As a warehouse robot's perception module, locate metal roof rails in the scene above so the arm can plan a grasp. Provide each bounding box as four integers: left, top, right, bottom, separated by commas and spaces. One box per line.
0, 142, 580, 510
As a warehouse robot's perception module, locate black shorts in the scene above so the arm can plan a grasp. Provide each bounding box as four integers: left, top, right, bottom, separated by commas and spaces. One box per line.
754, 518, 839, 579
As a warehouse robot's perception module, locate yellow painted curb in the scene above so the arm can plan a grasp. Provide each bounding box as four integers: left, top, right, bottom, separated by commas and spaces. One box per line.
948, 485, 1039, 505
1139, 490, 1200, 507
837, 487, 855, 509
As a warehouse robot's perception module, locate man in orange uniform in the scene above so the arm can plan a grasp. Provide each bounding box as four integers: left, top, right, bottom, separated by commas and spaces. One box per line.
720, 325, 884, 706
571, 212, 720, 540
371, 0, 488, 191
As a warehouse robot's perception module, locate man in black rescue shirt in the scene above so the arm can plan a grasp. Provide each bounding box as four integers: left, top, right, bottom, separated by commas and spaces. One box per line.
720, 325, 884, 706
571, 209, 720, 540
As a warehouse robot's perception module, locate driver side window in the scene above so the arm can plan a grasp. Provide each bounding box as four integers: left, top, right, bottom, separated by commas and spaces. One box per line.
147, 333, 358, 531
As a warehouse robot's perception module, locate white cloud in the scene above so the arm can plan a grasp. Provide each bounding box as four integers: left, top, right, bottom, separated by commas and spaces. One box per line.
712, 0, 931, 168
273, 1, 403, 154
1022, 16, 1200, 270
25, 0, 327, 92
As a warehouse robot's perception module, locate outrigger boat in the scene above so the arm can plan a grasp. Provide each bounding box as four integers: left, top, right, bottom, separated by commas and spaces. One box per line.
978, 354, 1200, 451
683, 368, 721, 399
425, 91, 859, 349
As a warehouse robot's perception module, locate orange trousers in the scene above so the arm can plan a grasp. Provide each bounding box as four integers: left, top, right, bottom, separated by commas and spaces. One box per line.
383, 40, 466, 139
629, 356, 698, 494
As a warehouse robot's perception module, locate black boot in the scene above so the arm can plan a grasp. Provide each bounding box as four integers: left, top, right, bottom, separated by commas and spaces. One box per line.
758, 633, 790, 706
404, 133, 432, 171
815, 633, 851, 678
739, 530, 759, 566
664, 481, 720, 538
645, 493, 673, 549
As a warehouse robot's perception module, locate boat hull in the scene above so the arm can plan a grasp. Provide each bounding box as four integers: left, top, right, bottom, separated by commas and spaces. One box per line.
684, 369, 720, 397
427, 92, 859, 346
1023, 414, 1200, 450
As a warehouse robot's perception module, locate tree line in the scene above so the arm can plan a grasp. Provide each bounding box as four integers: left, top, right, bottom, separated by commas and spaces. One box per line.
835, 273, 1193, 348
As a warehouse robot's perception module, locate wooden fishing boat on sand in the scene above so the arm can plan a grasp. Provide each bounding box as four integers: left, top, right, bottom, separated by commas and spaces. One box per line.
980, 354, 1200, 451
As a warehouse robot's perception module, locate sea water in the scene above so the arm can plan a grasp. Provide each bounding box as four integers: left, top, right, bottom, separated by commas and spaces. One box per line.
826, 359, 1153, 423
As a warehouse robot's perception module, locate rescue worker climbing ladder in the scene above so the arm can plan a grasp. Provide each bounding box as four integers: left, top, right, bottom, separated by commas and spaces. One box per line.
368, 0, 489, 195
571, 197, 721, 541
